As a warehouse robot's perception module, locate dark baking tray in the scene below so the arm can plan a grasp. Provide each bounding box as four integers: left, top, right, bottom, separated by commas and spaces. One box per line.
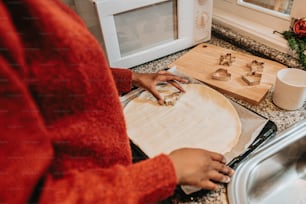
129, 104, 277, 202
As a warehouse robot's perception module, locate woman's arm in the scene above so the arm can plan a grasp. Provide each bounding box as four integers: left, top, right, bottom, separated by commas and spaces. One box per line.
39, 155, 177, 204
111, 68, 188, 104
110, 68, 133, 94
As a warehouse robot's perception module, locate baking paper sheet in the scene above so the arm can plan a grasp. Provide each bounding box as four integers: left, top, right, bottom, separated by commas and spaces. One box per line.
120, 67, 268, 194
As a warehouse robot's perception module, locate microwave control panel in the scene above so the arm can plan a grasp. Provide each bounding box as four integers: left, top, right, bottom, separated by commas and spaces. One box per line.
193, 0, 213, 43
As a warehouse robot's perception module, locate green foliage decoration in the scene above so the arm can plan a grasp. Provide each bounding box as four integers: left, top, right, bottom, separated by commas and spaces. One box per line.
282, 30, 306, 70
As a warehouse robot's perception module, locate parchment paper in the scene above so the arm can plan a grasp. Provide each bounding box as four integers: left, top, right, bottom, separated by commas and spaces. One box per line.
120, 67, 268, 194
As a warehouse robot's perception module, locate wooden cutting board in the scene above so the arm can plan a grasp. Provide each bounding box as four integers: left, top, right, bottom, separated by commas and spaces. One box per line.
168, 43, 286, 104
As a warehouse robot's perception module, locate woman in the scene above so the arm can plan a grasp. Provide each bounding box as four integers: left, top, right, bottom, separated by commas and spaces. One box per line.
0, 0, 234, 203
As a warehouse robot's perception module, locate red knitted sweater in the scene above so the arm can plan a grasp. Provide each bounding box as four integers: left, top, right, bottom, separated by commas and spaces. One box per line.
0, 1, 177, 203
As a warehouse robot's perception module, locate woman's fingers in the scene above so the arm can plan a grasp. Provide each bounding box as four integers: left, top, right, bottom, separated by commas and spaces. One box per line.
209, 151, 227, 163
148, 87, 164, 105
169, 148, 235, 190
211, 161, 234, 176
167, 80, 185, 93
152, 72, 187, 104
157, 71, 188, 84
132, 71, 188, 104
197, 169, 231, 190
156, 73, 187, 94
198, 180, 219, 191
208, 151, 234, 177
208, 170, 231, 183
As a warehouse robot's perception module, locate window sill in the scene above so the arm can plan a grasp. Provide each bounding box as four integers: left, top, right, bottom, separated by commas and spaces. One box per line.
213, 8, 289, 53
211, 15, 301, 68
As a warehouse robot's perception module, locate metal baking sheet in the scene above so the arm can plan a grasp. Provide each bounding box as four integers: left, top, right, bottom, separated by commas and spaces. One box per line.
120, 67, 277, 198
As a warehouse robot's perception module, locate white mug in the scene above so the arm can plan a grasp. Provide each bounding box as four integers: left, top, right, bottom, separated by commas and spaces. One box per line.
272, 68, 306, 110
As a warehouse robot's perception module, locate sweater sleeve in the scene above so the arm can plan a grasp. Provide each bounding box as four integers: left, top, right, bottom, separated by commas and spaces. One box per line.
0, 57, 177, 204
39, 155, 177, 204
40, 108, 177, 204
0, 57, 53, 204
0, 56, 177, 204
110, 68, 133, 94
0, 1, 178, 203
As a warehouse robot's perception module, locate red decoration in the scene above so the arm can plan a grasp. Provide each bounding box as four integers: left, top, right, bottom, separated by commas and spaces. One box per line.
293, 18, 306, 37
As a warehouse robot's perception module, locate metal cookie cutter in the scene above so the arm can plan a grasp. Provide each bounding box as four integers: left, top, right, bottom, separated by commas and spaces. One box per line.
247, 60, 264, 73
212, 68, 231, 81
219, 53, 236, 66
242, 72, 263, 86
242, 60, 264, 86
164, 92, 183, 106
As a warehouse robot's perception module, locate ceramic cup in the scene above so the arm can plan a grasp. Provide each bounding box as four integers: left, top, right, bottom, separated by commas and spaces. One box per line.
272, 68, 306, 110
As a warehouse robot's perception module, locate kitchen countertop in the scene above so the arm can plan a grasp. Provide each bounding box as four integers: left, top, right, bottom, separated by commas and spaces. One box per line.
131, 23, 306, 204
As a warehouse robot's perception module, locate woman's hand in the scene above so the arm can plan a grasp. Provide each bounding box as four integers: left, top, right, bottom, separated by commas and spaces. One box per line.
169, 148, 235, 190
132, 71, 188, 105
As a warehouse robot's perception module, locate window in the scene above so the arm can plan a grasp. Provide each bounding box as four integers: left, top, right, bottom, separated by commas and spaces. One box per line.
242, 0, 293, 14
213, 0, 304, 53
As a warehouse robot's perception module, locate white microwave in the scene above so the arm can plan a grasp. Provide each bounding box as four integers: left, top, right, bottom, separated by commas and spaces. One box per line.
70, 0, 213, 68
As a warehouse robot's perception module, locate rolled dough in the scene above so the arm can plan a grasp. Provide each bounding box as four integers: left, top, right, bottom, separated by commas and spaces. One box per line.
123, 83, 241, 158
